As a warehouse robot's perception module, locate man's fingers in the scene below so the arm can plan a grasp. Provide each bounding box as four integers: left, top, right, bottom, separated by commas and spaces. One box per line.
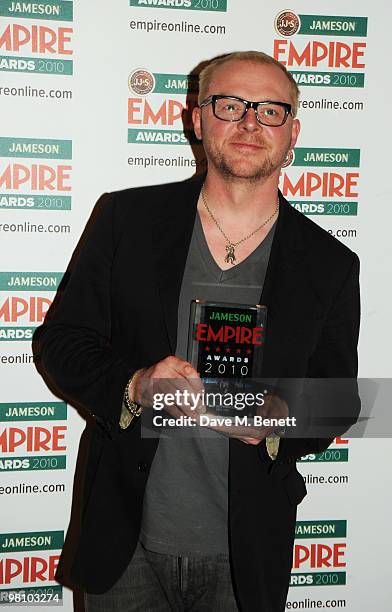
237, 437, 262, 446
161, 356, 200, 380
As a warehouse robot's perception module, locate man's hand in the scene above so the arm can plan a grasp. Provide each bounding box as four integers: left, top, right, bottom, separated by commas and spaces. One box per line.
130, 364, 288, 445
204, 394, 289, 445
131, 356, 205, 420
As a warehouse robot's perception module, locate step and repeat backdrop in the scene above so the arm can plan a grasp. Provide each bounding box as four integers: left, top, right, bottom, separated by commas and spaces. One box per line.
0, 1, 391, 610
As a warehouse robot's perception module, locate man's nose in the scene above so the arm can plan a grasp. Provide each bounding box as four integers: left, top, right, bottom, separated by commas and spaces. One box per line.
239, 107, 261, 131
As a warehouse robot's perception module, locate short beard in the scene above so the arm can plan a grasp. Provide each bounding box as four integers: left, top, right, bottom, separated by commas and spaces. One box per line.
211, 149, 288, 183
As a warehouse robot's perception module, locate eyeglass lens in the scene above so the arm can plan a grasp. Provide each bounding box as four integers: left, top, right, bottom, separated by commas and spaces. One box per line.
214, 98, 287, 126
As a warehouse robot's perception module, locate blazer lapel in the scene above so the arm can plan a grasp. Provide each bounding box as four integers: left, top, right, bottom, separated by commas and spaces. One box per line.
261, 191, 307, 311
260, 193, 310, 375
151, 174, 204, 353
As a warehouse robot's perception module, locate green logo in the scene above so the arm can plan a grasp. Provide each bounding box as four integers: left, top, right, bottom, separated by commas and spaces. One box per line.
128, 71, 198, 95
0, 272, 63, 291
0, 327, 35, 341
153, 73, 198, 94
129, 0, 227, 12
295, 520, 347, 538
288, 148, 360, 168
0, 56, 73, 76
0, 531, 63, 552
275, 11, 367, 37
0, 194, 72, 210
0, 1, 73, 21
128, 128, 197, 145
0, 402, 67, 422
298, 15, 367, 37
0, 138, 72, 160
0, 455, 66, 471
290, 71, 364, 88
299, 448, 349, 461
290, 571, 346, 587
290, 201, 357, 216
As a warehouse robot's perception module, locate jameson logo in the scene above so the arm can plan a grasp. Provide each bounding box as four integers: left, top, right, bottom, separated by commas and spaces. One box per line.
0, 274, 61, 341
0, 18, 73, 75
129, 69, 156, 95
280, 148, 360, 216
295, 521, 347, 538
0, 531, 63, 552
0, 272, 62, 290
273, 11, 367, 88
0, 137, 73, 209
187, 301, 266, 381
0, 137, 72, 159
275, 11, 367, 37
291, 519, 347, 587
128, 70, 198, 145
284, 148, 360, 168
0, 1, 73, 21
129, 0, 227, 12
275, 10, 301, 37
0, 402, 67, 422
0, 531, 62, 590
128, 69, 198, 95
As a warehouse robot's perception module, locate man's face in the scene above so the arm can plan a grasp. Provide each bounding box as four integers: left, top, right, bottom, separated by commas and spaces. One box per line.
192, 60, 300, 182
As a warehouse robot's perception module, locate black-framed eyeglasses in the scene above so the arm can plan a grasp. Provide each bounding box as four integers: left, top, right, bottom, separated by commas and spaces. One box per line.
199, 95, 292, 127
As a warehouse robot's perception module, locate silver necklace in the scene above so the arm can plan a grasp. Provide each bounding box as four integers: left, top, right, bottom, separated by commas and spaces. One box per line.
201, 186, 279, 265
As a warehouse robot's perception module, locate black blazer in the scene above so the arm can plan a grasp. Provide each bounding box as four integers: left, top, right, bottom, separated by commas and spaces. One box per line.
34, 173, 360, 612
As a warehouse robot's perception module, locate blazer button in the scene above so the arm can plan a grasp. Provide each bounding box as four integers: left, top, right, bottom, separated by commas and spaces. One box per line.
137, 461, 148, 472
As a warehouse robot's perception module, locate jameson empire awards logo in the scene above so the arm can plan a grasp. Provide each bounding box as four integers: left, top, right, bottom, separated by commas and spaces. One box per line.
0, 530, 63, 601
0, 137, 72, 210
273, 10, 367, 88
280, 147, 360, 216
291, 520, 347, 587
129, 0, 227, 12
0, 1, 73, 75
128, 69, 199, 145
0, 272, 62, 341
0, 405, 67, 472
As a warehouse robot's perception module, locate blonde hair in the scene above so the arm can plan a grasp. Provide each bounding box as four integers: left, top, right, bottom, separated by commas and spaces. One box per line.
198, 51, 300, 116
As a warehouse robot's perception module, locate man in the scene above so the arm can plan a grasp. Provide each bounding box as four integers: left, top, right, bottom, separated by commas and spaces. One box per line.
34, 51, 360, 612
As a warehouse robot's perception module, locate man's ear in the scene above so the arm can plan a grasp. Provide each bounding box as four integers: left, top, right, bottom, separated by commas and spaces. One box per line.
192, 106, 202, 140
290, 118, 301, 149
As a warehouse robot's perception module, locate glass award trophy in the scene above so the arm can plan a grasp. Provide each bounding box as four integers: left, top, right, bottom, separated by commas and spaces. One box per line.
187, 300, 268, 415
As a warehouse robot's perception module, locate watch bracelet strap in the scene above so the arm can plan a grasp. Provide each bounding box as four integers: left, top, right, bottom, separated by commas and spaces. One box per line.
119, 372, 143, 430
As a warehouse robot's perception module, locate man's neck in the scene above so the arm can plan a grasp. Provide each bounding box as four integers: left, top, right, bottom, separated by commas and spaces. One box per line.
201, 167, 280, 219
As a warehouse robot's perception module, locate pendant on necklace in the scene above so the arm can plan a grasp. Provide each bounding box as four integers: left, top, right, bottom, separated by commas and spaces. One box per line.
225, 243, 236, 265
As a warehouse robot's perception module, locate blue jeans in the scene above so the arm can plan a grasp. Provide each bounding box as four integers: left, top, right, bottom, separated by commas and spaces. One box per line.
84, 540, 240, 611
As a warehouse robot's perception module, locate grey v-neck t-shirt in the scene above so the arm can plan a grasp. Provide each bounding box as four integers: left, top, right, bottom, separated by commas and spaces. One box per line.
140, 212, 276, 555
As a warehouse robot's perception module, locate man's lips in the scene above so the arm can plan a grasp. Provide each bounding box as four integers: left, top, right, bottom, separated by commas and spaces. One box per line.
230, 141, 264, 150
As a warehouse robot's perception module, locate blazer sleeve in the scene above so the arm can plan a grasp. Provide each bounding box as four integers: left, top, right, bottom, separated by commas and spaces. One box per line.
274, 251, 361, 462
33, 193, 134, 432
